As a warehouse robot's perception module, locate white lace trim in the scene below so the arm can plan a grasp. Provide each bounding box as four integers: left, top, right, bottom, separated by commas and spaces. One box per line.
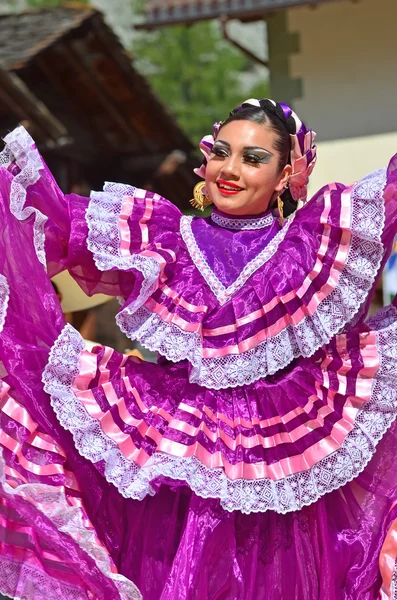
117, 304, 202, 365
124, 170, 388, 388
0, 556, 87, 600
366, 305, 397, 331
0, 446, 142, 600
43, 322, 397, 515
181, 214, 293, 305
1, 126, 48, 269
211, 211, 275, 230
0, 274, 9, 334
0, 141, 12, 168
86, 182, 161, 315
85, 171, 387, 388
392, 562, 397, 600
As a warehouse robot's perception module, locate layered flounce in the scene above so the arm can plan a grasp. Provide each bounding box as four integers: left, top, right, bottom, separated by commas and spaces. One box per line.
43, 307, 397, 514
2, 126, 396, 389
86, 165, 396, 389
2, 126, 397, 598
0, 381, 141, 600
0, 276, 141, 600
0, 165, 142, 598
0, 126, 48, 268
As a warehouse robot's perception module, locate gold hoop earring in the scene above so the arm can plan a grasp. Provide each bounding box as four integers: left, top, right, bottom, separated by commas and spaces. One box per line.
189, 182, 213, 212
277, 196, 285, 226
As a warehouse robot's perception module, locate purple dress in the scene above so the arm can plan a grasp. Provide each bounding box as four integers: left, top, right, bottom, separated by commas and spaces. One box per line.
1, 125, 397, 600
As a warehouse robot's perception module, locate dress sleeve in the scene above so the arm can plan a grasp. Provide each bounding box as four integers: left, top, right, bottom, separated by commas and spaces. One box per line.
1, 126, 182, 299
383, 154, 397, 245
292, 153, 397, 329
79, 183, 183, 301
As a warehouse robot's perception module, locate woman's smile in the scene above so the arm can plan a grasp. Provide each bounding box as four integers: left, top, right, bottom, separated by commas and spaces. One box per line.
216, 179, 245, 195
205, 120, 291, 216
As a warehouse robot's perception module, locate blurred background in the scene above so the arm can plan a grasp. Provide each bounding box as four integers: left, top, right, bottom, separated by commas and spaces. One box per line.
0, 0, 395, 355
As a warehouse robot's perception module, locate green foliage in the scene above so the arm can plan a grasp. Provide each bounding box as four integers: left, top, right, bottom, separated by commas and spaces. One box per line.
133, 21, 269, 143
22, 0, 269, 143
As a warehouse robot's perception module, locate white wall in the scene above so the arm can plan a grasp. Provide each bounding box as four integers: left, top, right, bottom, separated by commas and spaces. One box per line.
289, 0, 397, 142
287, 0, 397, 191
308, 132, 397, 194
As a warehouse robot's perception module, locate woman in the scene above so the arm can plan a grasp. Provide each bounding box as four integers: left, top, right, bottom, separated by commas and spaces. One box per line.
0, 98, 397, 600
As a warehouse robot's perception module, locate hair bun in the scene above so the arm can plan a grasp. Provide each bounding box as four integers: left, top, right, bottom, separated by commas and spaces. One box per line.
259, 99, 275, 114
274, 103, 287, 123
286, 115, 297, 134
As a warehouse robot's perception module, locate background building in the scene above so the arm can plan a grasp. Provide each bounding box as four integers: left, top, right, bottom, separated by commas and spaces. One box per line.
141, 0, 397, 192
0, 5, 197, 208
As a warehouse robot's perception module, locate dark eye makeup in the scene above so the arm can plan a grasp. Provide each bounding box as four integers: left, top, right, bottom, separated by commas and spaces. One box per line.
210, 141, 273, 164
243, 152, 272, 164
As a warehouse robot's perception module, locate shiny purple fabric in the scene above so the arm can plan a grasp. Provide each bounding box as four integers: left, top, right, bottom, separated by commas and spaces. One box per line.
141, 176, 394, 361
0, 170, 135, 599
80, 346, 364, 466
192, 211, 281, 287
1, 137, 397, 599
34, 156, 397, 367
119, 453, 397, 600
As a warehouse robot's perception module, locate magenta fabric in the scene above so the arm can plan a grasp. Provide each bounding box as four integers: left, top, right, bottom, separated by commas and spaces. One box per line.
192, 211, 281, 287
1, 126, 397, 599
0, 167, 140, 600
44, 330, 393, 479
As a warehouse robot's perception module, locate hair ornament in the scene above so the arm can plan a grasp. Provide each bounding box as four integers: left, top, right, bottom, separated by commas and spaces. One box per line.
194, 98, 317, 204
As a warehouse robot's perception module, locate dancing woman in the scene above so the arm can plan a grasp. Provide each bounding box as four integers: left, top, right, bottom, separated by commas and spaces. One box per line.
0, 98, 397, 599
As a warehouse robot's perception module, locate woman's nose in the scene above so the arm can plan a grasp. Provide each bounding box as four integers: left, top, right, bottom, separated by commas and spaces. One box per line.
221, 155, 240, 178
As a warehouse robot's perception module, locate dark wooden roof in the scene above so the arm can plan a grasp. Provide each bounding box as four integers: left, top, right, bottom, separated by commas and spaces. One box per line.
0, 6, 197, 207
138, 0, 343, 29
0, 7, 94, 70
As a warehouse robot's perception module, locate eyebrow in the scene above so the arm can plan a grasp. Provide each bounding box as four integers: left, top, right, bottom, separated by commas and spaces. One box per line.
214, 140, 274, 155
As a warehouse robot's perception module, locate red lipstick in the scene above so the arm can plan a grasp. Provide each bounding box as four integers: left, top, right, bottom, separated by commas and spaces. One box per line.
216, 179, 244, 196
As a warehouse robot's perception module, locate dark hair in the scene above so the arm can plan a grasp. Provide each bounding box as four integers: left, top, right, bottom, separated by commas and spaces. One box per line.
219, 100, 297, 216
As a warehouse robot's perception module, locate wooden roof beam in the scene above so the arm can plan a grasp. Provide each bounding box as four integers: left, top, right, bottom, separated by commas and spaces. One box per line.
90, 15, 194, 152
220, 16, 269, 68
0, 67, 70, 147
63, 39, 145, 150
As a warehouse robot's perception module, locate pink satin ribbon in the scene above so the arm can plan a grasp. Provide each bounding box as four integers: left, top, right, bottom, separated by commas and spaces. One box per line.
68, 325, 381, 481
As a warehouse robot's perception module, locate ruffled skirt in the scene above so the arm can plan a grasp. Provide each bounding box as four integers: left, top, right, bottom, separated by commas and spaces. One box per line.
1, 159, 397, 599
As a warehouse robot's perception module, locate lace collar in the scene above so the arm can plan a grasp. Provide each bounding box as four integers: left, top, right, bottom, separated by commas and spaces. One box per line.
180, 214, 293, 305
211, 209, 275, 231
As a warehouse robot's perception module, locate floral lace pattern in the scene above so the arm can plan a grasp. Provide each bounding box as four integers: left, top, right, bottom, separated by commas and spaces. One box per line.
117, 305, 202, 365
211, 211, 275, 230
86, 182, 161, 314
392, 563, 397, 600
0, 143, 12, 168
181, 214, 293, 305
367, 305, 397, 331
133, 171, 387, 388
0, 446, 142, 600
84, 171, 388, 388
0, 557, 88, 600
0, 274, 9, 335
1, 126, 48, 268
43, 322, 397, 514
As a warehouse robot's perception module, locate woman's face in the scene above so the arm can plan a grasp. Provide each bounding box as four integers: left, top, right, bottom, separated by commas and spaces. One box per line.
205, 120, 291, 216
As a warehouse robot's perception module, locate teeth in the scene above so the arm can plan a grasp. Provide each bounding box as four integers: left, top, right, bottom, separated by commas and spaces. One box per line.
218, 184, 241, 191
